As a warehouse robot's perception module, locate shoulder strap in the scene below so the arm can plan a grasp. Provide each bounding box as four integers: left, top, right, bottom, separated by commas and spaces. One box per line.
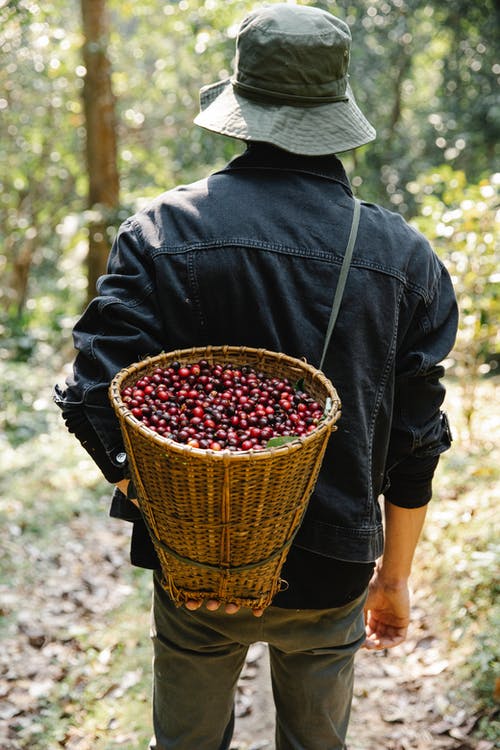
318, 198, 361, 371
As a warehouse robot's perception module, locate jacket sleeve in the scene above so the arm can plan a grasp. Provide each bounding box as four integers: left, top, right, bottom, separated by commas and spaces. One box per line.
384, 257, 458, 508
55, 217, 166, 482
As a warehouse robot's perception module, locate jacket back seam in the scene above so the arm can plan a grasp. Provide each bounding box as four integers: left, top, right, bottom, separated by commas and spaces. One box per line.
150, 241, 422, 287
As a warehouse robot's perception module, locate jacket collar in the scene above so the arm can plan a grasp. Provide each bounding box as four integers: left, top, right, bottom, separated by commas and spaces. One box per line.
221, 142, 353, 196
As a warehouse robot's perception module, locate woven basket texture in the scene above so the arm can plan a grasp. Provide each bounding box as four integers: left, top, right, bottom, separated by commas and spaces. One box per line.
109, 346, 341, 610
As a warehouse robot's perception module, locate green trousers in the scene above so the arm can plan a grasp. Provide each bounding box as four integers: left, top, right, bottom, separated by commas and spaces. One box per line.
150, 572, 367, 750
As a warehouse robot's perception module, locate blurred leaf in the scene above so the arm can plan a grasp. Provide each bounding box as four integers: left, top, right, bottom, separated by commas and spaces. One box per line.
265, 435, 299, 448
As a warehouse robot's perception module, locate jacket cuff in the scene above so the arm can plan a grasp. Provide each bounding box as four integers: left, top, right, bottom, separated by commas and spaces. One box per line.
76, 428, 127, 483
54, 387, 128, 483
110, 486, 143, 522
384, 454, 440, 508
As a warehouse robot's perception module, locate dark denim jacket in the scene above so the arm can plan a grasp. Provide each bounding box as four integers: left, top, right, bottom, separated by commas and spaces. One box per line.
56, 143, 457, 565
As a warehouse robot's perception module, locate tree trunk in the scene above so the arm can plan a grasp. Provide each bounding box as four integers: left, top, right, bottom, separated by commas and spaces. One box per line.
388, 51, 412, 138
80, 0, 119, 306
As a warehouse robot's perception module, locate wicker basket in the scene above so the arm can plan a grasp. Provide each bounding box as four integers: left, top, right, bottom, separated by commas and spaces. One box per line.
109, 345, 341, 610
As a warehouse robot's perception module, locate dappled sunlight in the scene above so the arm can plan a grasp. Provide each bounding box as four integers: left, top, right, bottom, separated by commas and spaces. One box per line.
1, 1, 498, 747
1, 369, 498, 748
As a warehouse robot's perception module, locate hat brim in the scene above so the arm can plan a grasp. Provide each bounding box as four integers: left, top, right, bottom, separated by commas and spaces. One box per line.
194, 79, 376, 155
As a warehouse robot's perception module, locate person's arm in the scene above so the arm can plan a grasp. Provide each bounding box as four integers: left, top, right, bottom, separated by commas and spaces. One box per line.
364, 500, 427, 650
364, 254, 457, 650
56, 217, 166, 482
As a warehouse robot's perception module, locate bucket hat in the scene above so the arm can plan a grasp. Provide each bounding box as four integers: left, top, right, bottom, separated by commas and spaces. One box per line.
194, 3, 376, 155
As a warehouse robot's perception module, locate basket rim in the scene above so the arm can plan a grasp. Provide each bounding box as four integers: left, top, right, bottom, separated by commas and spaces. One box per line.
109, 345, 341, 460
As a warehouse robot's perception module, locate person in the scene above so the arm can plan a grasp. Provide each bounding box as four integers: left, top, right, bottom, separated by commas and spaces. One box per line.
55, 4, 458, 749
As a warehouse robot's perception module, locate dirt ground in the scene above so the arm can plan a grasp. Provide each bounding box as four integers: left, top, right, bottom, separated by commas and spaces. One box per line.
0, 511, 496, 750
231, 597, 496, 750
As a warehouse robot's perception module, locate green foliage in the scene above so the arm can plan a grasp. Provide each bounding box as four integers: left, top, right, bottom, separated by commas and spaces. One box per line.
1, 0, 498, 360
320, 0, 499, 211
0, 361, 50, 446
0, 0, 86, 349
428, 1, 500, 178
107, 0, 255, 195
1, 0, 496, 464
410, 168, 500, 431
428, 431, 500, 727
1, 7, 498, 744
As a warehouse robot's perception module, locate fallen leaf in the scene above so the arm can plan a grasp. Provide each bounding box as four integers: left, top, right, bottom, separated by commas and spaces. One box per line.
245, 643, 266, 665
0, 701, 22, 721
421, 659, 450, 676
235, 691, 253, 718
430, 719, 455, 735
382, 709, 405, 723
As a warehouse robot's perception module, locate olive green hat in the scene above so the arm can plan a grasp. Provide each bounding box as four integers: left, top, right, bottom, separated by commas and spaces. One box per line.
194, 3, 376, 155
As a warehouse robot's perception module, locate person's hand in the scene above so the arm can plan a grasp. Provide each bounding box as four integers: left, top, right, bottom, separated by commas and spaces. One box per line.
363, 569, 410, 650
184, 599, 265, 617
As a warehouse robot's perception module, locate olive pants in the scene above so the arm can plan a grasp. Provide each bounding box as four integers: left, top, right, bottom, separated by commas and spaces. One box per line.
149, 572, 367, 750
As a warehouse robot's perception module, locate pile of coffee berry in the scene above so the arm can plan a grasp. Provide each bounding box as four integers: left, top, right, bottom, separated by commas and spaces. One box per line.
120, 360, 325, 451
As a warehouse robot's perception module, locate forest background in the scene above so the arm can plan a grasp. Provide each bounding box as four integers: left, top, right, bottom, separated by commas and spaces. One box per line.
0, 1, 498, 748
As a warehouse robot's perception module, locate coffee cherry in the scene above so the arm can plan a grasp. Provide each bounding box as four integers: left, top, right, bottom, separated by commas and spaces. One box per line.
122, 360, 323, 452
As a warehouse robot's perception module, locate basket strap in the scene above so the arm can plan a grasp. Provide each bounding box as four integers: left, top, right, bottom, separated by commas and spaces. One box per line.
156, 528, 294, 573
319, 197, 361, 371
141, 512, 298, 573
